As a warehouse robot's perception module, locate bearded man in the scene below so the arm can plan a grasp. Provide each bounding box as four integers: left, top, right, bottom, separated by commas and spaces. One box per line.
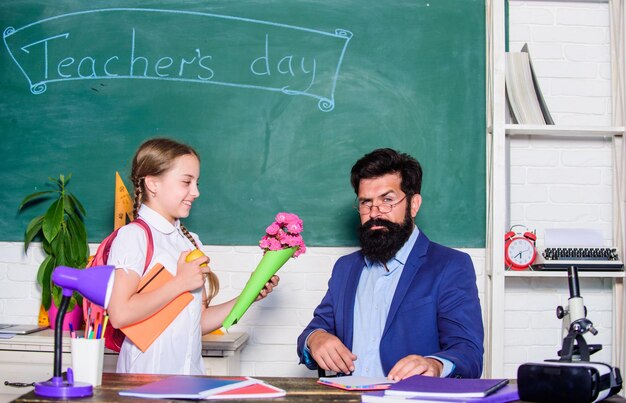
297, 148, 484, 380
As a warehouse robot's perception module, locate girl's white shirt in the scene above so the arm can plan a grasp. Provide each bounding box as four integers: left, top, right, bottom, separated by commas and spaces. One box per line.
108, 204, 205, 375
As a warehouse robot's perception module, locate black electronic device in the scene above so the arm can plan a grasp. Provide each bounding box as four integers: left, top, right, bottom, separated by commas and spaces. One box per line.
518, 361, 622, 403
533, 247, 623, 271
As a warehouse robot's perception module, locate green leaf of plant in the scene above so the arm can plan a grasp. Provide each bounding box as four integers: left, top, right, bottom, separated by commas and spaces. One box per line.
52, 286, 62, 310
39, 256, 56, 311
67, 192, 86, 217
74, 291, 83, 307
50, 229, 64, 264
49, 175, 63, 189
79, 244, 90, 267
56, 241, 67, 267
18, 190, 53, 210
67, 213, 88, 261
63, 193, 72, 215
62, 228, 78, 266
24, 215, 44, 251
78, 238, 90, 266
42, 238, 53, 256
65, 217, 78, 246
67, 297, 76, 312
36, 255, 53, 286
42, 285, 51, 311
42, 198, 63, 242
67, 290, 82, 312
68, 238, 84, 268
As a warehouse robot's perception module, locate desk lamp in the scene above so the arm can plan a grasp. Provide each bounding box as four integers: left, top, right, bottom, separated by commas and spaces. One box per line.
34, 265, 115, 398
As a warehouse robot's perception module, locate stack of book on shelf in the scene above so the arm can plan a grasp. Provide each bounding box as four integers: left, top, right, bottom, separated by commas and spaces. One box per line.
505, 43, 554, 125
361, 375, 519, 403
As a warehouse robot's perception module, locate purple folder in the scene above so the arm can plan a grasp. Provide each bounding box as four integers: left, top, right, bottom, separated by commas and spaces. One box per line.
362, 385, 519, 403
385, 375, 509, 399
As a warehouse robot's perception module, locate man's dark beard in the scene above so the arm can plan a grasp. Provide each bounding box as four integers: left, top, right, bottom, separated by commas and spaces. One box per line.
358, 206, 414, 264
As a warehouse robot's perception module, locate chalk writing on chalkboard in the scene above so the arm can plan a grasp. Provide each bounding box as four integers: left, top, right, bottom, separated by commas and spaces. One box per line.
2, 8, 352, 111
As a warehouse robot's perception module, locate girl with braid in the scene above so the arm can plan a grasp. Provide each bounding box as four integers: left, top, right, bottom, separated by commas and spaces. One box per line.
106, 137, 279, 375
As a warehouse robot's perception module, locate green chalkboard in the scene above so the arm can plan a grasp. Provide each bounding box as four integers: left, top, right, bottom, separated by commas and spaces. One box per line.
0, 1, 486, 247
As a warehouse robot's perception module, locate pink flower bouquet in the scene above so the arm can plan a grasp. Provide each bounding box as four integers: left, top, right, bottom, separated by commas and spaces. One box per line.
222, 213, 306, 330
259, 212, 306, 257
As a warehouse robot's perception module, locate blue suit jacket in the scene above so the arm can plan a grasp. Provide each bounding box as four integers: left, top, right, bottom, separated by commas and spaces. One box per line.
297, 231, 484, 378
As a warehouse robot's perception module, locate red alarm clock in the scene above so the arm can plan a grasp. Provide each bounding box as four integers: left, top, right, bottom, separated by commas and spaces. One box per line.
504, 226, 537, 270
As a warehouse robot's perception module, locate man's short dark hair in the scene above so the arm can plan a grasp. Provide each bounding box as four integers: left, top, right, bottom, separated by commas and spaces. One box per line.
350, 148, 422, 195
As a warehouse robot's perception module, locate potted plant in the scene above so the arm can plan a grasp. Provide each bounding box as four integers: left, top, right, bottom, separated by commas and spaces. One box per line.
19, 174, 89, 329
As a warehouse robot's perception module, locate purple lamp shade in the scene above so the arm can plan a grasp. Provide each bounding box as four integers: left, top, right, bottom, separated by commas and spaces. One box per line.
35, 265, 115, 398
52, 265, 115, 308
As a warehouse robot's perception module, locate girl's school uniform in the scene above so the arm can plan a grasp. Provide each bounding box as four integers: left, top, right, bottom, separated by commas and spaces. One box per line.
108, 204, 205, 375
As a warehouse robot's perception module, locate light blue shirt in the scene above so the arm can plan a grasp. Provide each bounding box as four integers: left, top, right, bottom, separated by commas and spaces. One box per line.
351, 227, 453, 378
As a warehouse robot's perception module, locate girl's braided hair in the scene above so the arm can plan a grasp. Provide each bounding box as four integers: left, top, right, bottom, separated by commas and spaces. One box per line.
180, 223, 219, 306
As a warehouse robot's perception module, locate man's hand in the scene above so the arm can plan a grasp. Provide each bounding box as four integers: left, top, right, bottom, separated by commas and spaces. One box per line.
387, 355, 443, 380
307, 331, 357, 375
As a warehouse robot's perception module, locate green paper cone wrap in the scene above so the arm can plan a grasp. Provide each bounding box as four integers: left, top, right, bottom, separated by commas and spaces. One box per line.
222, 247, 297, 330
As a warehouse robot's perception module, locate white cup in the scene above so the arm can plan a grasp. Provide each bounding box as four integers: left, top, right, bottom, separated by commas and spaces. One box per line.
70, 337, 105, 386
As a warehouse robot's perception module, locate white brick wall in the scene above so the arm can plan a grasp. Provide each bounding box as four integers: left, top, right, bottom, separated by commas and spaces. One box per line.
505, 0, 616, 379
0, 0, 617, 380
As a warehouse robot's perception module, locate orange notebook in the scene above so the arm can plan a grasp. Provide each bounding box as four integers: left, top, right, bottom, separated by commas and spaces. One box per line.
121, 263, 194, 352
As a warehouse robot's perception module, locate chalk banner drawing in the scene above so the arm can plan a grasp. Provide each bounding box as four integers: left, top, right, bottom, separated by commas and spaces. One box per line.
3, 8, 353, 111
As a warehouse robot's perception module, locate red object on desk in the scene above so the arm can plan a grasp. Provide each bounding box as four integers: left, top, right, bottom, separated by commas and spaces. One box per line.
206, 379, 286, 399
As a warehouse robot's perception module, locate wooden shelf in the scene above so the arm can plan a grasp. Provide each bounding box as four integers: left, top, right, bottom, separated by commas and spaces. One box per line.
505, 125, 624, 137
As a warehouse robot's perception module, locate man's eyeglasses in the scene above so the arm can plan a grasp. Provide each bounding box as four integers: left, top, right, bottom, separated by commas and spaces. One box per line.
354, 195, 407, 215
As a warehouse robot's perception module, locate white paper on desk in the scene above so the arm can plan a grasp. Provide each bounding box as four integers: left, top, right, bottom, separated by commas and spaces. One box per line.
544, 228, 604, 248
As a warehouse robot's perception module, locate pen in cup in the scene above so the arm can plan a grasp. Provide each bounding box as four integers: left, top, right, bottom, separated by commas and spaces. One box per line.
85, 306, 92, 338
102, 315, 109, 337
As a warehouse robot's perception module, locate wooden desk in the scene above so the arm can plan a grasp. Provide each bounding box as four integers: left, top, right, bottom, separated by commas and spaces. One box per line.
9, 374, 626, 403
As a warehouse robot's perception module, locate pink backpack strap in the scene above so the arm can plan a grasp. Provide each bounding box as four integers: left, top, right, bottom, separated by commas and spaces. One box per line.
132, 218, 154, 274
